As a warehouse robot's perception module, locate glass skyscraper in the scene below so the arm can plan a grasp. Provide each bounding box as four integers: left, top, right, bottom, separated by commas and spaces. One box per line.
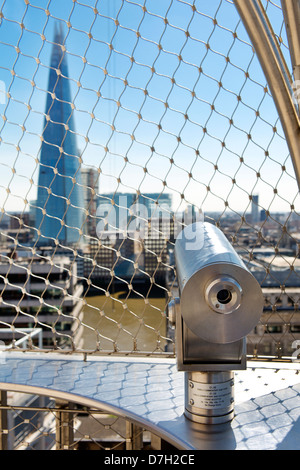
36, 25, 84, 245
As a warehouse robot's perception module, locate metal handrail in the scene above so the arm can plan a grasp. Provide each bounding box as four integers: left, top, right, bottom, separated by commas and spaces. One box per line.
0, 328, 43, 350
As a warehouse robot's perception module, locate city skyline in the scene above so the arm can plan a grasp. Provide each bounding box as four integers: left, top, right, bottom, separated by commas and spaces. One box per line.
0, 0, 298, 218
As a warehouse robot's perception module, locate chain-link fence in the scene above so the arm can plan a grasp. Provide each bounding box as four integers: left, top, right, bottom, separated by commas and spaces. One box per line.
0, 0, 299, 361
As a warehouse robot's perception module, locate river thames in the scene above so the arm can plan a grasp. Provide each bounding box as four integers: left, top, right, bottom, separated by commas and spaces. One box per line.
78, 291, 170, 353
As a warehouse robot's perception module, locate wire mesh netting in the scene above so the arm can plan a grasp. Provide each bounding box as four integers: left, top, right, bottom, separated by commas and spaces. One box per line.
0, 391, 152, 450
0, 0, 299, 359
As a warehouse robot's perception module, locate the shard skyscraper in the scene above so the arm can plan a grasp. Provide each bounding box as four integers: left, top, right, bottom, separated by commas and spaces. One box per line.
36, 24, 84, 245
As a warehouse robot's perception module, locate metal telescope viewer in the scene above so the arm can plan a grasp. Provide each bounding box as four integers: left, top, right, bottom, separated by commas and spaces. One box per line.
169, 222, 264, 425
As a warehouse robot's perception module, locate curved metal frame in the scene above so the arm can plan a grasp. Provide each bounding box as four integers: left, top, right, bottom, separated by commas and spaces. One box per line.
281, 0, 300, 83
233, 0, 300, 189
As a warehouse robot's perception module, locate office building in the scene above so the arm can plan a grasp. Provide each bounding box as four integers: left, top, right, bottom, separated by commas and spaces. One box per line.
0, 253, 83, 347
251, 195, 259, 224
81, 168, 99, 238
35, 25, 84, 245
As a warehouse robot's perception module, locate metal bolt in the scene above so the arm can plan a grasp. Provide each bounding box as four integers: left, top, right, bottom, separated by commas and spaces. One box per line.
190, 399, 194, 406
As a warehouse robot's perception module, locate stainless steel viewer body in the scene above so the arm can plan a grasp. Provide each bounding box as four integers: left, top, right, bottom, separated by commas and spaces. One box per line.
172, 222, 264, 424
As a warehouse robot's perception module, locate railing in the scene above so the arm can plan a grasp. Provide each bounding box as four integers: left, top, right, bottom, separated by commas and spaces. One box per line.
0, 327, 43, 350
0, 391, 154, 451
0, 0, 298, 360
0, 0, 299, 450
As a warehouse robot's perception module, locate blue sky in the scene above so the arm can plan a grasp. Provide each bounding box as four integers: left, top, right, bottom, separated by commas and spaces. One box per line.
0, 0, 298, 217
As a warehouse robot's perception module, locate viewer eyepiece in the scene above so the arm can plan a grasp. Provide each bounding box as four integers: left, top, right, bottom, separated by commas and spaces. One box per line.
216, 289, 232, 305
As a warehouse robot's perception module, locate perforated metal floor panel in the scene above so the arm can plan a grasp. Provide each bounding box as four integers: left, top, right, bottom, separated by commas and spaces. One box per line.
0, 353, 300, 450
